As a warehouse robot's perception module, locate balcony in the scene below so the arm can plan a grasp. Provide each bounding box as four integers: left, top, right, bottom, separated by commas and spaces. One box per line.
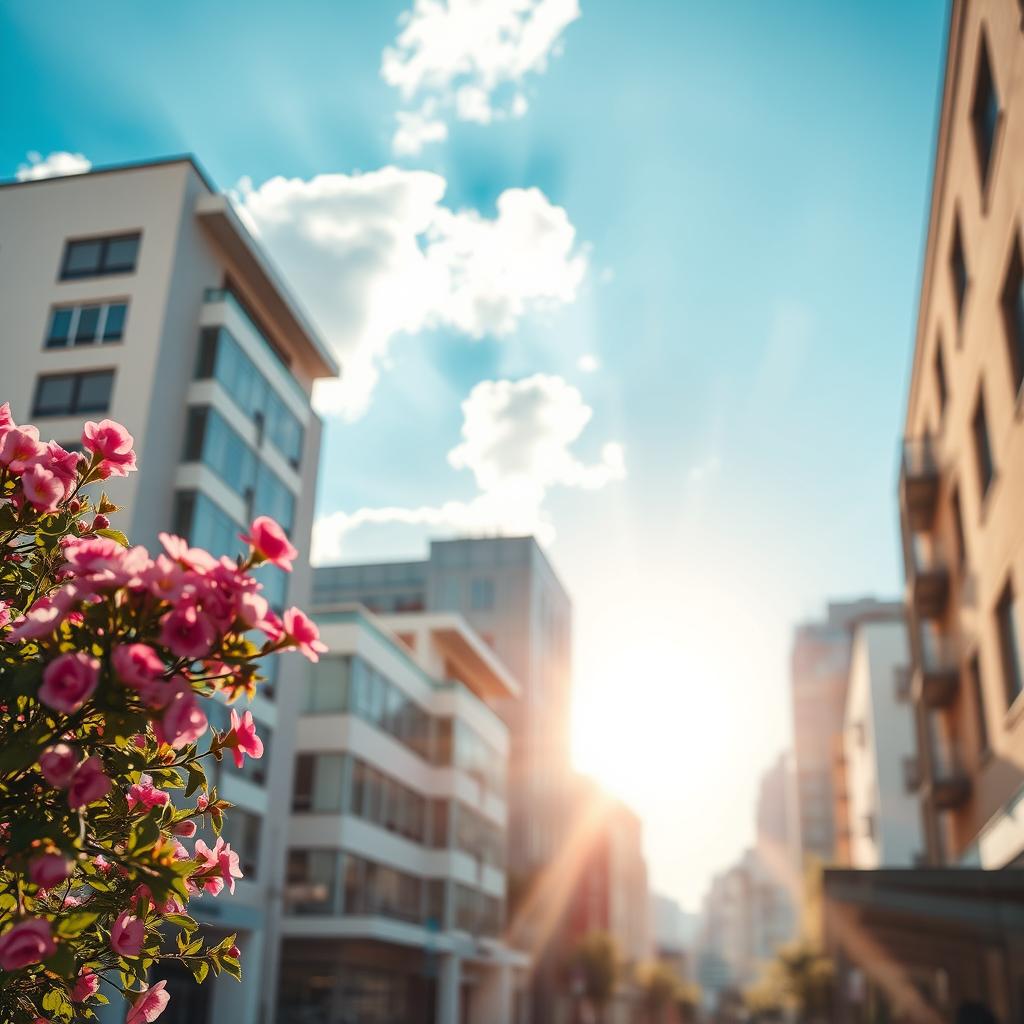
902, 756, 922, 793
900, 437, 940, 530
912, 632, 960, 708
930, 744, 971, 810
907, 534, 950, 619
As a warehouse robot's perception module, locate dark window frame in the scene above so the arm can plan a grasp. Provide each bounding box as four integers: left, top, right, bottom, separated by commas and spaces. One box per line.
968, 653, 990, 758
1000, 231, 1024, 398
951, 214, 970, 328
59, 232, 141, 281
972, 387, 995, 504
970, 29, 1001, 194
45, 300, 129, 349
934, 336, 948, 422
32, 370, 115, 418
996, 580, 1023, 708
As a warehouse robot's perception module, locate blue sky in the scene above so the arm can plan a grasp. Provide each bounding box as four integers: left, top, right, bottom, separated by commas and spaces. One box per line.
2, 0, 948, 910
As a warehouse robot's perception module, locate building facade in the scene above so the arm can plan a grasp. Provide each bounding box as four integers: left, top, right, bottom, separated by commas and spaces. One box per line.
790, 599, 901, 864
314, 538, 573, 1018
277, 606, 529, 1024
898, 0, 1024, 870
0, 157, 338, 1023
841, 610, 925, 868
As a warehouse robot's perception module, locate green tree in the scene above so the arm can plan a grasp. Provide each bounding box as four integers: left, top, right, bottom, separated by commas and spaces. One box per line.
573, 931, 620, 1023
636, 960, 681, 1024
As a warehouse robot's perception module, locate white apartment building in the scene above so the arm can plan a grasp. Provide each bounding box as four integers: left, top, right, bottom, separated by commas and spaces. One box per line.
0, 157, 338, 1023
278, 605, 530, 1024
842, 610, 924, 868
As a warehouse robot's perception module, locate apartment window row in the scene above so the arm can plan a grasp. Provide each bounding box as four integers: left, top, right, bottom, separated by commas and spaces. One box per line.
285, 849, 448, 930
60, 233, 140, 280
303, 656, 506, 793
32, 369, 114, 418
183, 405, 296, 533
220, 807, 262, 880
174, 489, 288, 611
196, 326, 304, 469
452, 800, 505, 869
452, 883, 502, 937
46, 301, 127, 349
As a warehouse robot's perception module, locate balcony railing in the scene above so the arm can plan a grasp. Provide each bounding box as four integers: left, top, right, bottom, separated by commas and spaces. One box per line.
930, 742, 970, 810
907, 533, 950, 619
913, 632, 960, 707
900, 437, 940, 530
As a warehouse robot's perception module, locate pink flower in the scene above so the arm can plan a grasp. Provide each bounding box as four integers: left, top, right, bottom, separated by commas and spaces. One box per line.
5, 588, 77, 642
38, 743, 79, 788
126, 980, 169, 1024
227, 944, 241, 959
113, 643, 164, 695
0, 918, 56, 970
193, 838, 244, 895
159, 600, 217, 660
154, 681, 208, 749
60, 537, 148, 592
21, 464, 64, 513
67, 756, 112, 809
110, 910, 145, 956
282, 607, 327, 663
139, 555, 188, 603
0, 600, 10, 631
240, 515, 297, 572
224, 708, 264, 769
158, 533, 217, 573
71, 966, 100, 1002
127, 774, 170, 813
39, 652, 100, 713
33, 441, 81, 499
81, 419, 137, 478
0, 425, 45, 474
172, 819, 197, 838
29, 853, 73, 888
0, 402, 13, 446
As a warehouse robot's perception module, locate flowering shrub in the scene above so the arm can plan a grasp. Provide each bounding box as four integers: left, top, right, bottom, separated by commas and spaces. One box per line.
0, 404, 325, 1023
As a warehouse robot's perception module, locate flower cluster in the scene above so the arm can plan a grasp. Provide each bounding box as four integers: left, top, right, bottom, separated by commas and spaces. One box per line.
0, 404, 325, 1024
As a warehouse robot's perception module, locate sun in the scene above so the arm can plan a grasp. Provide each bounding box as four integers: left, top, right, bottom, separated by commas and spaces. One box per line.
571, 638, 731, 807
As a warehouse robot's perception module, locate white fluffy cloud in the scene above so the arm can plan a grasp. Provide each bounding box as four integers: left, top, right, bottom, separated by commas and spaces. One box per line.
382, 0, 580, 153
313, 373, 624, 562
16, 151, 91, 181
234, 169, 587, 419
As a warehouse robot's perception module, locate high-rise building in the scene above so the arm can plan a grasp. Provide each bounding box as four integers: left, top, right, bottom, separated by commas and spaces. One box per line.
0, 157, 338, 1022
650, 893, 697, 982
841, 608, 924, 868
790, 599, 902, 863
277, 605, 529, 1024
313, 538, 573, 1020
898, 0, 1024, 872
755, 751, 801, 891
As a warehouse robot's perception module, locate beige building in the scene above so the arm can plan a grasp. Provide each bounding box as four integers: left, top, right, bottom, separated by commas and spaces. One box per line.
0, 157, 338, 1023
899, 0, 1024, 870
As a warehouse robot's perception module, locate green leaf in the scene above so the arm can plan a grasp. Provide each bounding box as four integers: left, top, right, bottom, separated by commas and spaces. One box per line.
56, 911, 100, 937
190, 959, 210, 984
184, 762, 207, 798
95, 528, 129, 547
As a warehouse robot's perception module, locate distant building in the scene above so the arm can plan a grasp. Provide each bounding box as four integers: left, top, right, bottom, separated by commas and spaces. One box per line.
755, 751, 802, 895
314, 537, 573, 1019
650, 893, 698, 980
790, 599, 903, 864
0, 157, 337, 1023
842, 608, 924, 868
278, 605, 529, 1024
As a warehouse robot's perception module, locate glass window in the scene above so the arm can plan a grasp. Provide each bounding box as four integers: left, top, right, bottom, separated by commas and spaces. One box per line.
951, 217, 969, 325
46, 308, 73, 348
934, 340, 947, 418
996, 581, 1023, 706
103, 303, 127, 342
312, 753, 345, 812
1001, 238, 1024, 396
972, 390, 995, 500
969, 655, 989, 756
61, 239, 103, 278
971, 33, 1000, 188
470, 577, 495, 611
75, 306, 100, 344
32, 371, 114, 417
306, 657, 350, 714
220, 808, 261, 879
286, 849, 338, 915
60, 233, 140, 279
292, 754, 314, 811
